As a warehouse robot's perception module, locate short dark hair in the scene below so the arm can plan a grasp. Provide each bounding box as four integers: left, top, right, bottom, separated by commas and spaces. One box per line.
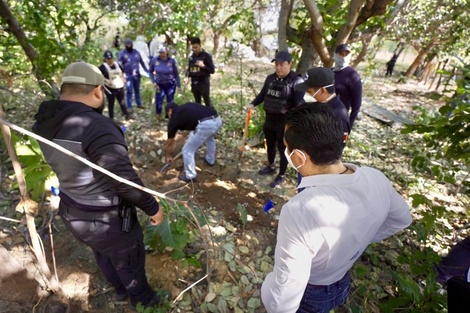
164, 101, 179, 118
284, 103, 344, 165
60, 84, 96, 96
190, 37, 201, 45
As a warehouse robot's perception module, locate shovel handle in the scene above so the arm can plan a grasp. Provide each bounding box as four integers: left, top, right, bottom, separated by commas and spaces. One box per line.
159, 151, 183, 174
239, 110, 252, 152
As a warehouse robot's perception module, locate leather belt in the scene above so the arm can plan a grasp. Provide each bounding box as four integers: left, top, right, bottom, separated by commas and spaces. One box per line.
64, 205, 119, 220
198, 115, 218, 123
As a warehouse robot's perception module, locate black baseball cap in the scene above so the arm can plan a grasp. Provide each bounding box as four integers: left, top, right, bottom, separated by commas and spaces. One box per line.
104, 50, 113, 59
272, 51, 292, 63
295, 67, 334, 92
335, 44, 351, 54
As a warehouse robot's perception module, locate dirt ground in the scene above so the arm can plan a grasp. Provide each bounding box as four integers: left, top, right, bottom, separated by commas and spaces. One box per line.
0, 139, 292, 312
0, 57, 456, 312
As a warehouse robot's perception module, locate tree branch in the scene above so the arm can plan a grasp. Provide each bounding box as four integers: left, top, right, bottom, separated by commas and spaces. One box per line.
302, 0, 331, 65
335, 0, 364, 45
355, 0, 395, 27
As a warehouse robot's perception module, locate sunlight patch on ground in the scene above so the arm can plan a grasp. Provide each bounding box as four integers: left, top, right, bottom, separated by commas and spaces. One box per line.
213, 179, 237, 191
61, 272, 90, 311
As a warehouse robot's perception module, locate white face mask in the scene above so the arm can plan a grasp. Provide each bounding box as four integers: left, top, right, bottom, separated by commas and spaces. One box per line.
333, 54, 352, 71
306, 84, 334, 102
284, 148, 306, 171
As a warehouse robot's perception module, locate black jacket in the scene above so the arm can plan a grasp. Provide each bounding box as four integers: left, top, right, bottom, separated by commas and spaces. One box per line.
187, 50, 215, 81
32, 100, 158, 215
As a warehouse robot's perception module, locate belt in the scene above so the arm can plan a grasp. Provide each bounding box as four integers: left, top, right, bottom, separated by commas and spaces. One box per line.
63, 205, 119, 220
306, 271, 350, 290
198, 115, 218, 123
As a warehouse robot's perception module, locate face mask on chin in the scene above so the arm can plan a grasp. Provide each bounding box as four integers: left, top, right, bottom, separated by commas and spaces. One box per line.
284, 148, 306, 171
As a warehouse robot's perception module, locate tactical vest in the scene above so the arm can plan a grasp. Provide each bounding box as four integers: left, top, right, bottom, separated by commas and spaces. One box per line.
103, 62, 124, 89
264, 72, 298, 114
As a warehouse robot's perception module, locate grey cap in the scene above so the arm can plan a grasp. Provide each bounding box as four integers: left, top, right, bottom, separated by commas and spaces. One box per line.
61, 62, 104, 87
124, 38, 133, 45
295, 67, 334, 92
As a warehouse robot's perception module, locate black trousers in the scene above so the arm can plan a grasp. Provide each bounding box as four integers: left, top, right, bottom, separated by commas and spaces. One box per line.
264, 117, 287, 176
59, 203, 154, 307
191, 79, 212, 107
106, 87, 129, 119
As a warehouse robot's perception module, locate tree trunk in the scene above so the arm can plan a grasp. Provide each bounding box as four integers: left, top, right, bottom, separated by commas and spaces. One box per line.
213, 32, 220, 58
278, 0, 294, 51
351, 36, 372, 68
297, 32, 317, 76
0, 0, 57, 97
435, 58, 450, 90
404, 42, 438, 78
252, 37, 262, 57
419, 53, 437, 84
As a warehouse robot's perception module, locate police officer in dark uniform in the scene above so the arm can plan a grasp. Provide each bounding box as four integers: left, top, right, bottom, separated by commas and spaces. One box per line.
33, 62, 163, 310
184, 37, 215, 107
247, 51, 305, 188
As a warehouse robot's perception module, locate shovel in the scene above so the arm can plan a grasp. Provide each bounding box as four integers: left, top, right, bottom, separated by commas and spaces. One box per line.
159, 151, 182, 174
239, 109, 252, 153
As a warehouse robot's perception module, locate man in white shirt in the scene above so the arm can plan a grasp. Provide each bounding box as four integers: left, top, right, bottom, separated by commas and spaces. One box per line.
261, 103, 412, 313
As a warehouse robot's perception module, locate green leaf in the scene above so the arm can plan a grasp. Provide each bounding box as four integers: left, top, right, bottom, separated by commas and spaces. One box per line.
395, 273, 424, 303
236, 203, 247, 225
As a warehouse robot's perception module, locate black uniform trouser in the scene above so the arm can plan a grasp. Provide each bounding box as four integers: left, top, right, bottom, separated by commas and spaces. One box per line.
191, 79, 212, 107
59, 203, 154, 307
106, 87, 129, 119
264, 115, 287, 176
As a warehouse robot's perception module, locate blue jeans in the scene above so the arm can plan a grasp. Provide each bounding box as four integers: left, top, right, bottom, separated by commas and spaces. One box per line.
155, 83, 176, 115
126, 75, 142, 109
296, 272, 350, 313
182, 116, 222, 179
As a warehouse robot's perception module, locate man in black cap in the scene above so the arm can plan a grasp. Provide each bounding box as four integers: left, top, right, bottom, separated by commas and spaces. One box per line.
118, 38, 149, 110
33, 61, 163, 310
295, 67, 351, 192
296, 67, 351, 137
164, 102, 223, 182
99, 50, 131, 120
246, 50, 305, 188
333, 44, 363, 128
184, 37, 215, 107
